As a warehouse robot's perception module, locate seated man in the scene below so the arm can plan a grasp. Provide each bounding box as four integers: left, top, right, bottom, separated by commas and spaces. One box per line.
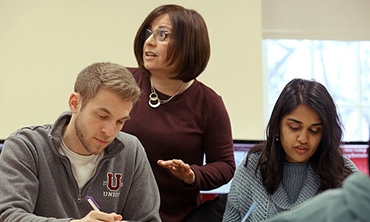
0, 62, 161, 222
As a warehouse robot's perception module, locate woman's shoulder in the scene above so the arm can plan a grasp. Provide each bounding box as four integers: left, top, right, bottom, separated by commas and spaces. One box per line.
126, 67, 142, 78
246, 150, 262, 166
186, 80, 228, 113
194, 79, 220, 96
126, 67, 140, 73
231, 151, 263, 191
235, 150, 261, 174
125, 67, 148, 86
343, 155, 360, 172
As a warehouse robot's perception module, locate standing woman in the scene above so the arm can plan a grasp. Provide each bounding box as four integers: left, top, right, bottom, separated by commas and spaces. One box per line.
122, 4, 235, 222
223, 78, 358, 222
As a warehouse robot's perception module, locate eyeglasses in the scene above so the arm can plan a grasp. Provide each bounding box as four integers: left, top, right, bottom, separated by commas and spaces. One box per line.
144, 28, 171, 42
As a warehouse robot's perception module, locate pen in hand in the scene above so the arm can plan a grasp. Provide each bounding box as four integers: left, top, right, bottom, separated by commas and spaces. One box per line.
86, 195, 100, 212
86, 196, 125, 221
241, 202, 257, 222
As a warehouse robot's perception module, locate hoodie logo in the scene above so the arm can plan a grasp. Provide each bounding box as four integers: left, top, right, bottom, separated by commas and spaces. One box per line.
103, 173, 122, 191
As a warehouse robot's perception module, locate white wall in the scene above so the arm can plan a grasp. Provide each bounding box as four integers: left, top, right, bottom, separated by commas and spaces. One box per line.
262, 0, 370, 40
0, 0, 264, 140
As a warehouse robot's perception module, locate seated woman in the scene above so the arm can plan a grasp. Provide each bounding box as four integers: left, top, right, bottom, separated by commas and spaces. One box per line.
222, 78, 359, 222
266, 139, 370, 222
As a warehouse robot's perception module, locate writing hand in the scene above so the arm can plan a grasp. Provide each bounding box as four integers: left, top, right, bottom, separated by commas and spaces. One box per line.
70, 210, 123, 222
157, 159, 195, 184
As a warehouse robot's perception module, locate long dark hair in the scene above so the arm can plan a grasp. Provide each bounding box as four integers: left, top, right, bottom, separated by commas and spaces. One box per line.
246, 78, 353, 194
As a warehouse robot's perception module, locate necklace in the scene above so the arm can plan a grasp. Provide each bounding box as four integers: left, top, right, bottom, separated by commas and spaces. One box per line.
149, 79, 185, 108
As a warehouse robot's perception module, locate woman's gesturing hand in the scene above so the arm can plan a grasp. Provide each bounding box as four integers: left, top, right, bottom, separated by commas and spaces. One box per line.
157, 159, 195, 184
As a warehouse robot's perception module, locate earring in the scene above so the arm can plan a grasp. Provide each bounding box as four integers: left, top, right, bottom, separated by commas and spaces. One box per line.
275, 134, 279, 141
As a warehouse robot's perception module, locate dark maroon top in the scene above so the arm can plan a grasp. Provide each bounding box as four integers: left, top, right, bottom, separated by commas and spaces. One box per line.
122, 68, 235, 222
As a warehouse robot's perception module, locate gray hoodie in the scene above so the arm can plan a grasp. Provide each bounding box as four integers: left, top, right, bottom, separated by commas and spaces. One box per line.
0, 111, 161, 222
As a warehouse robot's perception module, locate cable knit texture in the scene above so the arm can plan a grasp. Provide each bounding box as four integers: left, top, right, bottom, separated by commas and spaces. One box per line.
282, 162, 308, 204
222, 151, 359, 222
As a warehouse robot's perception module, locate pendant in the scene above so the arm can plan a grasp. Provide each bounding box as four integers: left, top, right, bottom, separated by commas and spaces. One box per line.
149, 92, 160, 108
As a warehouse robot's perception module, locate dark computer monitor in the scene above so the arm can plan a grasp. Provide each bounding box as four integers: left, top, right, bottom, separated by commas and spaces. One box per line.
340, 141, 368, 175
201, 140, 263, 195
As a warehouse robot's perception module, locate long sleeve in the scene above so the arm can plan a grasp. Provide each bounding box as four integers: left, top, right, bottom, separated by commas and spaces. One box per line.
0, 112, 161, 222
123, 68, 235, 221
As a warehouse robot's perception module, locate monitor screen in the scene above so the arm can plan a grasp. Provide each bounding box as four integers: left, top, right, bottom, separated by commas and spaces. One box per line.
201, 140, 369, 195
341, 141, 368, 174
201, 140, 262, 194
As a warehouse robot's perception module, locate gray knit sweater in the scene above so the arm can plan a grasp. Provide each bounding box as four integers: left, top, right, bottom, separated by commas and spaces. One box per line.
266, 172, 370, 222
222, 151, 359, 222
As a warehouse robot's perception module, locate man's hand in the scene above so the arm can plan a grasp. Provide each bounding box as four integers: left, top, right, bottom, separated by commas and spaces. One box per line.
70, 210, 123, 222
157, 159, 195, 184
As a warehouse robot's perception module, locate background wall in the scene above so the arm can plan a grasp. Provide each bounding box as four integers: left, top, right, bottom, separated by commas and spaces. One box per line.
262, 0, 370, 40
0, 0, 264, 140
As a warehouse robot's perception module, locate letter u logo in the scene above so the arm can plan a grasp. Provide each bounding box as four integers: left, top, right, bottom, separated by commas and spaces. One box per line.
107, 173, 122, 191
